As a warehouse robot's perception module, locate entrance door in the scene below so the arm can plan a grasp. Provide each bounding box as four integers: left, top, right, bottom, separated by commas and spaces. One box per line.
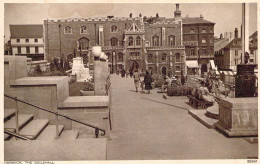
132, 61, 139, 71
162, 66, 167, 76
201, 64, 207, 74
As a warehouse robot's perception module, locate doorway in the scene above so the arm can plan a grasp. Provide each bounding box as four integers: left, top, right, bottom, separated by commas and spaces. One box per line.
162, 66, 167, 76
132, 61, 139, 71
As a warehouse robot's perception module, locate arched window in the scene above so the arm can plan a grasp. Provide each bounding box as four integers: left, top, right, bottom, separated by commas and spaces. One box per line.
78, 38, 90, 51
175, 53, 181, 62
111, 25, 118, 33
152, 36, 159, 46
136, 36, 141, 46
106, 53, 112, 62
148, 54, 153, 63
80, 26, 87, 34
128, 37, 133, 46
118, 53, 123, 62
161, 53, 167, 62
145, 41, 150, 47
168, 35, 175, 46
110, 37, 118, 46
65, 26, 72, 34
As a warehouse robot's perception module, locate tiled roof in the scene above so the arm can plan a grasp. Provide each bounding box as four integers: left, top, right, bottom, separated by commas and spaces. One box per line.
214, 38, 229, 51
223, 38, 241, 49
182, 17, 215, 25
10, 24, 43, 38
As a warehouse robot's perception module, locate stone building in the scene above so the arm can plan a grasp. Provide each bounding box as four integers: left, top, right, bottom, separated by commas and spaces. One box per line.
10, 24, 44, 61
215, 28, 242, 71
182, 14, 215, 75
249, 31, 258, 65
44, 4, 186, 76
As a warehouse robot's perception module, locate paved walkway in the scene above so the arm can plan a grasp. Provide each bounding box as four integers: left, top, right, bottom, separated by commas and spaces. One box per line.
106, 75, 258, 160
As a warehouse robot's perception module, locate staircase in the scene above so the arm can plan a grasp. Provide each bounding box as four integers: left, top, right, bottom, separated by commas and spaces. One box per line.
4, 108, 107, 161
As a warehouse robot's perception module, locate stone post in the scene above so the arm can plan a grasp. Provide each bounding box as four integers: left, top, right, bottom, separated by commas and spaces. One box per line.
94, 61, 109, 96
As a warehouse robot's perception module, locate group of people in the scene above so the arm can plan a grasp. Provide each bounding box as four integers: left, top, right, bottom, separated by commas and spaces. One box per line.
133, 70, 153, 94
120, 68, 134, 78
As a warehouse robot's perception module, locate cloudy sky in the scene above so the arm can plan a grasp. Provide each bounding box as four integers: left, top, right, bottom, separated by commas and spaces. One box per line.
4, 3, 257, 42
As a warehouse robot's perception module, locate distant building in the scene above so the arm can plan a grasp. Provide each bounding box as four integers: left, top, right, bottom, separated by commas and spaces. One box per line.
10, 24, 44, 61
216, 28, 242, 71
4, 40, 12, 55
182, 14, 215, 74
249, 31, 257, 65
214, 34, 229, 70
44, 4, 187, 76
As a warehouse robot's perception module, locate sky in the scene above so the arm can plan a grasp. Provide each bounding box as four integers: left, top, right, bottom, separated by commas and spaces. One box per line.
4, 3, 257, 43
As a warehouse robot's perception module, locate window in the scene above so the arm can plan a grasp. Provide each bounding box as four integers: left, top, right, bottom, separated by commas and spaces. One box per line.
136, 36, 141, 46
168, 35, 175, 46
16, 39, 20, 43
202, 29, 206, 33
152, 36, 159, 46
111, 25, 118, 33
190, 36, 195, 40
161, 54, 167, 62
145, 41, 150, 47
26, 47, 30, 53
35, 47, 39, 53
111, 37, 118, 46
190, 49, 195, 56
175, 53, 180, 62
80, 26, 87, 34
202, 37, 206, 43
34, 39, 38, 43
130, 52, 140, 57
210, 28, 213, 33
250, 50, 254, 54
26, 39, 29, 43
190, 29, 195, 33
148, 54, 153, 63
128, 37, 133, 46
17, 47, 21, 53
175, 66, 181, 72
202, 48, 207, 54
65, 26, 72, 34
118, 53, 123, 62
78, 38, 90, 51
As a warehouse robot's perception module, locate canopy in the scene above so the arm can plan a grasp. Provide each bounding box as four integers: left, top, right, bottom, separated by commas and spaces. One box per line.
186, 60, 199, 68
210, 60, 216, 70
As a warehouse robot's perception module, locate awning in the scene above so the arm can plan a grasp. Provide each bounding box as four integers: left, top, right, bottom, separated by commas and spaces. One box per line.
186, 60, 199, 68
210, 60, 216, 70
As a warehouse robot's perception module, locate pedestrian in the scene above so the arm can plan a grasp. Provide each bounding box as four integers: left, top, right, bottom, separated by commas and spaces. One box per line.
130, 68, 133, 78
121, 68, 125, 78
144, 71, 153, 94
133, 69, 140, 92
126, 69, 129, 78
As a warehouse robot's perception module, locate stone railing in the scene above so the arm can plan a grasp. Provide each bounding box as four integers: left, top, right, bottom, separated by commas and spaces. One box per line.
183, 41, 198, 46
146, 45, 185, 50
101, 46, 125, 50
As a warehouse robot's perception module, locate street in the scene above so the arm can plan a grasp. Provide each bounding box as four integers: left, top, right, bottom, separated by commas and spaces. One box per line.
106, 74, 258, 160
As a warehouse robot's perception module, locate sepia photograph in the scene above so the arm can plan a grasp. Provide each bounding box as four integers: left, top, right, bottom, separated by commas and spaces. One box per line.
2, 1, 258, 162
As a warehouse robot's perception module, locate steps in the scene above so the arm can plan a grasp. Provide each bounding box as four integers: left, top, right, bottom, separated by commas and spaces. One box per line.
188, 109, 218, 128
4, 109, 107, 160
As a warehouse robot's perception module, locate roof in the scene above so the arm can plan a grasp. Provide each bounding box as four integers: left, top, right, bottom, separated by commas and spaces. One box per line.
223, 38, 241, 49
214, 38, 229, 51
182, 17, 215, 25
250, 31, 257, 39
10, 24, 43, 38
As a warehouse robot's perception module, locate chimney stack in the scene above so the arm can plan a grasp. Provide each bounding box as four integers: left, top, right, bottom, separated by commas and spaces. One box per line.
235, 28, 238, 38
200, 14, 203, 19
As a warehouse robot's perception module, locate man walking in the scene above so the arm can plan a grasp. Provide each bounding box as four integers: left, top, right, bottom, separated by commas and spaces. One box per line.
133, 69, 140, 92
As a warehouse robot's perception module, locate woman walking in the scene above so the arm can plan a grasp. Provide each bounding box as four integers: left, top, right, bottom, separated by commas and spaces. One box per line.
144, 71, 153, 94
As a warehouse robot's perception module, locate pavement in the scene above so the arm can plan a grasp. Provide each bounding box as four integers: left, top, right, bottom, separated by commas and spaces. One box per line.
106, 74, 258, 160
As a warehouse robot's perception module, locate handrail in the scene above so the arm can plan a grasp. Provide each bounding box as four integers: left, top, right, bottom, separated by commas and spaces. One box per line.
4, 94, 106, 138
4, 129, 34, 140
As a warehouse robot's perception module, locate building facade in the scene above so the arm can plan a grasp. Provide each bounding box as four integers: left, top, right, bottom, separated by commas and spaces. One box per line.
215, 28, 242, 71
249, 31, 258, 65
182, 15, 215, 75
10, 25, 44, 61
44, 4, 187, 76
